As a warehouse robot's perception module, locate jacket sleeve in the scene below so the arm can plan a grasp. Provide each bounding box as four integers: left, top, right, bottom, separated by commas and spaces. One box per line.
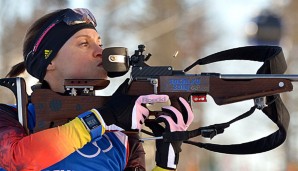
0, 108, 91, 171
124, 133, 146, 171
123, 133, 176, 171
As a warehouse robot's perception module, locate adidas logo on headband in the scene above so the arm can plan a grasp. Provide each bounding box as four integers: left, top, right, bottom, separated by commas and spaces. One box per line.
44, 49, 52, 59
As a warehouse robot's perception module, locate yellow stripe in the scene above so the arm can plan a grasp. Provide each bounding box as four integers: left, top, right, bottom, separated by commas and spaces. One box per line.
152, 166, 175, 171
60, 117, 91, 148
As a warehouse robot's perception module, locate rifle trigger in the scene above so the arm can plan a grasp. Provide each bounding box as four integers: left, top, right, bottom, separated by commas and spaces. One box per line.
192, 95, 207, 102
149, 78, 158, 94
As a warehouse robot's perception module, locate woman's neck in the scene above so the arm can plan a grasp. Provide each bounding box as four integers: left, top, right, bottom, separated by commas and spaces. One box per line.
44, 76, 65, 93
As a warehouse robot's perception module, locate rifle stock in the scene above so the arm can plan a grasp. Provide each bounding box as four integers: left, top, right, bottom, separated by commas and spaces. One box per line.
30, 74, 294, 133
31, 81, 110, 132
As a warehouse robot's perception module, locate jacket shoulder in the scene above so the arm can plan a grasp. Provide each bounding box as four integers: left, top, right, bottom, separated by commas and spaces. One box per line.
0, 103, 18, 120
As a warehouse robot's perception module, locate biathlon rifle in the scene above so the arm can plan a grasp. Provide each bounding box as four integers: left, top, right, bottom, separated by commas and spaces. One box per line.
1, 45, 297, 154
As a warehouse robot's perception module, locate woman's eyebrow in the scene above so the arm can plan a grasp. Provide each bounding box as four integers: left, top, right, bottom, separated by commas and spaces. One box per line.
74, 35, 101, 40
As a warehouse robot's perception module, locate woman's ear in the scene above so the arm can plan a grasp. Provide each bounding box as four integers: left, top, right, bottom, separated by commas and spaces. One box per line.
46, 62, 56, 71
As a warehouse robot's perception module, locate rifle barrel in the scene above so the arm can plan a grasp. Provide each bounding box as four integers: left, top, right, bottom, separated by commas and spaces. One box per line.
220, 74, 298, 81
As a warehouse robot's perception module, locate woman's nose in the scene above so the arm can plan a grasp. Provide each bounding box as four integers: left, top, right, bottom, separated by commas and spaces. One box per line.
93, 44, 103, 58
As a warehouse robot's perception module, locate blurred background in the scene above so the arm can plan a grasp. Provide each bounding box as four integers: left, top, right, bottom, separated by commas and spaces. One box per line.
0, 0, 297, 170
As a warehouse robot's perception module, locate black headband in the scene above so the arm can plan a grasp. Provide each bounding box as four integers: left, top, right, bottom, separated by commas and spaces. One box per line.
25, 13, 96, 81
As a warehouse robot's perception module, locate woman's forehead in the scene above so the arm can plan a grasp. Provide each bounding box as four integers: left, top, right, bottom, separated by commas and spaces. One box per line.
72, 28, 100, 40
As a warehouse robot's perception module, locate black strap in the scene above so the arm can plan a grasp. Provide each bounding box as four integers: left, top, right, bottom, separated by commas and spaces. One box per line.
170, 46, 290, 154
184, 45, 286, 73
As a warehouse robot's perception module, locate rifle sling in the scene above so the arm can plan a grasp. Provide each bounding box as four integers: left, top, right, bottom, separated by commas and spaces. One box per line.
174, 46, 290, 154
163, 105, 257, 140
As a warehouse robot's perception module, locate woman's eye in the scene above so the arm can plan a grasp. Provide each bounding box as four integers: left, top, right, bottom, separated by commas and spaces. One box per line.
80, 41, 88, 46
